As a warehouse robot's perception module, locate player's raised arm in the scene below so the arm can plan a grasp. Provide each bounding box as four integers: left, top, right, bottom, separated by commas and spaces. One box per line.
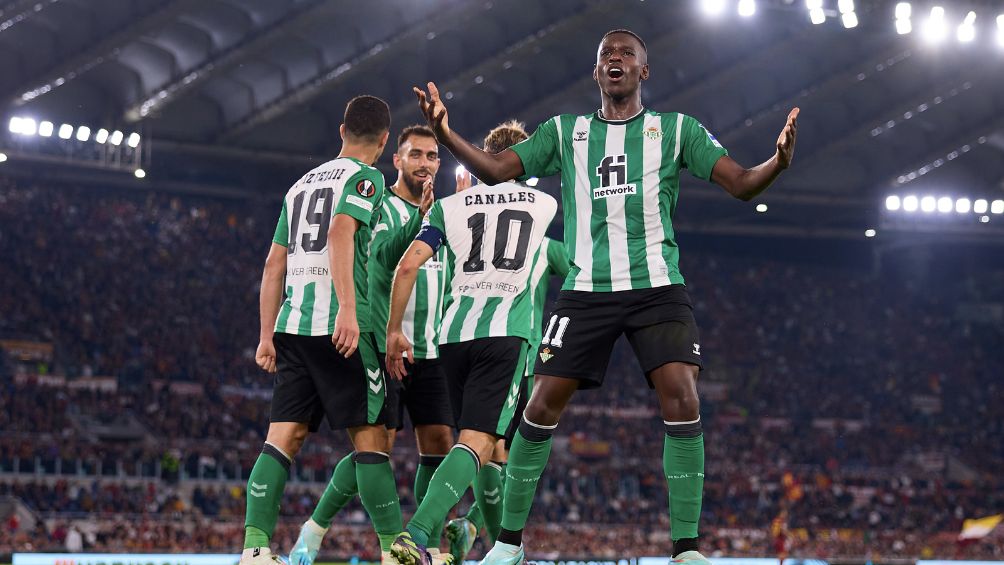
256, 242, 287, 373
329, 213, 361, 357
710, 108, 799, 201
386, 240, 435, 379
414, 82, 525, 184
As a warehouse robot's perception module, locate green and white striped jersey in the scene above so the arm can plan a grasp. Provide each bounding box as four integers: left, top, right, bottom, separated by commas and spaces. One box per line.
368, 190, 447, 359
272, 157, 385, 336
511, 109, 728, 292
528, 236, 570, 347
419, 182, 557, 344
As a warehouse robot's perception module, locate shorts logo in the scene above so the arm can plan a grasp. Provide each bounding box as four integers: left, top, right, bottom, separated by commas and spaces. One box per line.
541, 315, 570, 348
574, 130, 588, 142
692, 343, 701, 356
644, 126, 662, 140
366, 368, 383, 393
356, 179, 376, 197
539, 347, 554, 363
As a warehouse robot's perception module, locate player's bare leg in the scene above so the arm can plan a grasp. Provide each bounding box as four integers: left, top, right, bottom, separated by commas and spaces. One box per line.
650, 361, 708, 564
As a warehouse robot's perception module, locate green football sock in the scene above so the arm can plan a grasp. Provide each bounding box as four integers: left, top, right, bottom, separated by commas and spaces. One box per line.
311, 454, 357, 528
476, 461, 505, 542
407, 444, 479, 547
664, 429, 705, 541
355, 452, 403, 552
244, 443, 291, 549
466, 499, 485, 533
415, 454, 446, 548
500, 425, 552, 532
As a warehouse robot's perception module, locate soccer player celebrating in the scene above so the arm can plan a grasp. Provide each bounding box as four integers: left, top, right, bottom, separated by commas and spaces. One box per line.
444, 124, 571, 563
383, 121, 559, 565
413, 29, 799, 565
288, 125, 455, 565
248, 95, 400, 565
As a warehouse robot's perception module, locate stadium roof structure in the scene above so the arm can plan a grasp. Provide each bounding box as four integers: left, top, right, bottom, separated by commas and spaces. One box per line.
1, 0, 1003, 242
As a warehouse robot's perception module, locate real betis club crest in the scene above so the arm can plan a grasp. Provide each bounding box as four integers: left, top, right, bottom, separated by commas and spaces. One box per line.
539, 347, 553, 363
644, 126, 662, 140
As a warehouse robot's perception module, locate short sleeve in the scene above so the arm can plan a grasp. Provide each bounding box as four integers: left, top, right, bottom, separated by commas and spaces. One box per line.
680, 114, 729, 181
511, 117, 562, 180
272, 200, 289, 246
415, 201, 446, 252
545, 238, 571, 279
335, 167, 385, 224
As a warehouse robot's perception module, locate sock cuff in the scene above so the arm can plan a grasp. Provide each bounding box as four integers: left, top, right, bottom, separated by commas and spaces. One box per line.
453, 443, 481, 473
353, 451, 390, 465
664, 417, 703, 438
262, 442, 291, 472
419, 454, 447, 467
518, 416, 555, 442
485, 460, 504, 472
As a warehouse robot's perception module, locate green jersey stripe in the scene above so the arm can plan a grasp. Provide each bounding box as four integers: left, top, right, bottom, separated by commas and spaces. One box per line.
276, 285, 294, 332
445, 294, 474, 343
297, 282, 316, 335
475, 296, 503, 339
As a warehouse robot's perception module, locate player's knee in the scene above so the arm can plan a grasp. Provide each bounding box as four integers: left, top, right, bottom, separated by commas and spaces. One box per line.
457, 430, 496, 464
524, 396, 563, 427
265, 422, 308, 457
415, 424, 453, 455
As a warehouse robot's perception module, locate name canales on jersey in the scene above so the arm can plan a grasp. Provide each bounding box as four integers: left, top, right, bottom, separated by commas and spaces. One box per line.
462, 190, 538, 206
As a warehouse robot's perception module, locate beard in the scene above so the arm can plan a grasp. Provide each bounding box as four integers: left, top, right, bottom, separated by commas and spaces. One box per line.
401, 170, 429, 198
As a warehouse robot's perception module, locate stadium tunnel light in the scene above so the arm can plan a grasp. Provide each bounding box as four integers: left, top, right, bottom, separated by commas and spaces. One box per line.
886, 195, 901, 211
923, 6, 947, 44
738, 0, 755, 18
109, 130, 123, 146
903, 195, 919, 212
127, 132, 141, 148
76, 126, 91, 142
58, 123, 73, 139
38, 121, 54, 137
957, 11, 976, 43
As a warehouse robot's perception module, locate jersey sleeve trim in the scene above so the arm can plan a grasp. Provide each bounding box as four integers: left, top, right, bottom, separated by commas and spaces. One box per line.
272, 200, 289, 247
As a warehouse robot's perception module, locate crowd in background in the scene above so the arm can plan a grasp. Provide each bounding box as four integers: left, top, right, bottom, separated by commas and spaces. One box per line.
1, 181, 1002, 559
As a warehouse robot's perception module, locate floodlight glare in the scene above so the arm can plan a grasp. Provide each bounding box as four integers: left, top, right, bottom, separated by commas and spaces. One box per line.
76, 126, 91, 142
920, 196, 936, 212
885, 195, 901, 211
109, 130, 124, 146
20, 118, 37, 136
937, 196, 953, 213
701, 0, 726, 16
809, 8, 826, 24
955, 198, 971, 214
0, 153, 7, 163
738, 0, 756, 17
997, 15, 1004, 47
8, 117, 22, 134
979, 215, 990, 223
95, 128, 109, 144
755, 203, 768, 213
897, 19, 913, 34
127, 132, 141, 148
838, 0, 854, 14
842, 12, 858, 28
134, 168, 147, 179
992, 200, 1004, 214
974, 199, 988, 213
896, 2, 911, 20
865, 229, 876, 238
38, 121, 54, 137
957, 11, 976, 42
923, 6, 947, 44
58, 124, 73, 139
455, 165, 467, 177
805, 0, 823, 9
903, 195, 919, 212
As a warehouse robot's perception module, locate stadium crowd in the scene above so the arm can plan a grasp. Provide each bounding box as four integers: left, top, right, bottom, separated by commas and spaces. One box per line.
1, 181, 1002, 560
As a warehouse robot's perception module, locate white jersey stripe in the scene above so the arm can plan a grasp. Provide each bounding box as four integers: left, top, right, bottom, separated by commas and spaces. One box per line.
642, 113, 670, 287
674, 113, 683, 162
459, 295, 489, 342
603, 123, 632, 290
571, 115, 594, 291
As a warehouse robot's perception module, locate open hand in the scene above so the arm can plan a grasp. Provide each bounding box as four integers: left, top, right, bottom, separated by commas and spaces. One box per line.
413, 82, 451, 140
419, 178, 435, 216
776, 108, 799, 169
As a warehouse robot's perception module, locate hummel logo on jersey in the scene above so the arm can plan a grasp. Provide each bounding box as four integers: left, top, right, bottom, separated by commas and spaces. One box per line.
366, 368, 383, 393
574, 130, 588, 142
693, 343, 701, 355
249, 481, 268, 498
506, 377, 520, 408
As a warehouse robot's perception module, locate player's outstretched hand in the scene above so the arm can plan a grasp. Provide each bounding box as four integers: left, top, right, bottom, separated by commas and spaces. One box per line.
776, 108, 799, 169
332, 309, 359, 358
255, 339, 277, 373
419, 178, 435, 216
455, 168, 472, 193
385, 331, 413, 381
413, 82, 451, 140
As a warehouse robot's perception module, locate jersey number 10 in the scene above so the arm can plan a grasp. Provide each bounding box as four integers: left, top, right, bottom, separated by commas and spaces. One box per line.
463, 209, 535, 274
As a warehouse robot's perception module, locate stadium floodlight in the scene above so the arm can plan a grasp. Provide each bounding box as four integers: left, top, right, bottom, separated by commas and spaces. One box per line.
755, 203, 768, 213
920, 196, 936, 212
455, 165, 467, 178
18, 117, 37, 136
842, 11, 858, 28
957, 11, 976, 43
992, 200, 1004, 214
896, 2, 911, 20
58, 124, 73, 139
805, 0, 823, 9
809, 8, 826, 24
886, 195, 902, 211
955, 198, 971, 213
998, 15, 1004, 47
838, 0, 854, 14
0, 152, 7, 163
980, 215, 990, 223
974, 199, 988, 213
127, 132, 141, 148
526, 177, 539, 187
903, 195, 919, 212
865, 228, 876, 238
701, 0, 726, 17
134, 168, 146, 179
897, 19, 913, 34
937, 196, 953, 213
109, 130, 124, 146
38, 121, 54, 137
76, 126, 91, 142
923, 6, 947, 44
8, 117, 21, 134
738, 0, 755, 17
95, 128, 109, 144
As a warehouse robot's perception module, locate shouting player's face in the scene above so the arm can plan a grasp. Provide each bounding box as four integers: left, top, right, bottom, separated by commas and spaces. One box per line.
593, 33, 648, 100
394, 134, 440, 197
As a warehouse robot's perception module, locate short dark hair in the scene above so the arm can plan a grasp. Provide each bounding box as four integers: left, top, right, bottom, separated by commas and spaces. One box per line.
397, 124, 437, 150
483, 120, 528, 154
601, 29, 647, 53
343, 95, 391, 142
